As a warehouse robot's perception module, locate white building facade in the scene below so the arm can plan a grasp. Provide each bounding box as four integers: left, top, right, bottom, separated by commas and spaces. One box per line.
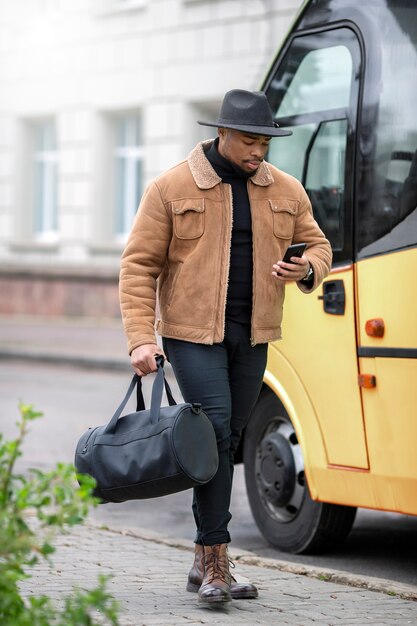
0, 0, 301, 317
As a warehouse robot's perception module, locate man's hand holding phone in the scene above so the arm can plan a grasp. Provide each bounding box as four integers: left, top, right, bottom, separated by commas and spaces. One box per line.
272, 243, 310, 282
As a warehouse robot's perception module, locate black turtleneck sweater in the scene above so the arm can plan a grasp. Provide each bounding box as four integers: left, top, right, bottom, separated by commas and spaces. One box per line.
205, 139, 253, 326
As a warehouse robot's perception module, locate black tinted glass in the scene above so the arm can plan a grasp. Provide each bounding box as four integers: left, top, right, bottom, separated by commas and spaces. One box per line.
358, 5, 417, 257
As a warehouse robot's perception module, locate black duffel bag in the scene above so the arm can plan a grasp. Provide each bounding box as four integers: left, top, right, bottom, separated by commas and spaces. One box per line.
74, 357, 218, 503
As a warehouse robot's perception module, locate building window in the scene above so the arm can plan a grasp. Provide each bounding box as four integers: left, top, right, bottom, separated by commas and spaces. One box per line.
96, 0, 147, 14
114, 114, 143, 237
33, 119, 58, 239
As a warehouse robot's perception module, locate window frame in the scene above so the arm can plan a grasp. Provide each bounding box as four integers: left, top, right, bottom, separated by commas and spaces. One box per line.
263, 25, 364, 267
32, 118, 59, 241
113, 113, 144, 239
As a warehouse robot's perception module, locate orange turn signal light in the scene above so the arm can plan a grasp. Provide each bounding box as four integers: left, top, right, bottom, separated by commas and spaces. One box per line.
365, 318, 385, 338
358, 374, 376, 388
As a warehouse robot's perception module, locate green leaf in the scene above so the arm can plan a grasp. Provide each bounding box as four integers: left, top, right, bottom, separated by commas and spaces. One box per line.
0, 401, 120, 625
39, 542, 55, 557
17, 402, 43, 421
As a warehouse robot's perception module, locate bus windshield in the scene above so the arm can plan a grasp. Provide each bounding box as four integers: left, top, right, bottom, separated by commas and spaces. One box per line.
357, 2, 417, 257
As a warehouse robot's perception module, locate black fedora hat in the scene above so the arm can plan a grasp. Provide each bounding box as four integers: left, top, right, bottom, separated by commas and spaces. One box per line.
198, 89, 292, 137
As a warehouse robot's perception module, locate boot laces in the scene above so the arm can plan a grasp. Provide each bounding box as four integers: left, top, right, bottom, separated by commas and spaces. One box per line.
202, 548, 234, 585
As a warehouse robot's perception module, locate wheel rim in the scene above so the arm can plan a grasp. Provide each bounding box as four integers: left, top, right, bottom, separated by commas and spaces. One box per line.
254, 415, 306, 523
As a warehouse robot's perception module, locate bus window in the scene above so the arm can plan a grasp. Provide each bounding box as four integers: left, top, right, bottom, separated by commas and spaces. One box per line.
357, 5, 417, 257
265, 28, 361, 263
274, 45, 353, 117
304, 119, 347, 250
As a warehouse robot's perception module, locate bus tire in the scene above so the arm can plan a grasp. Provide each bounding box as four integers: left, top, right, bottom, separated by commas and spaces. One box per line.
243, 386, 357, 554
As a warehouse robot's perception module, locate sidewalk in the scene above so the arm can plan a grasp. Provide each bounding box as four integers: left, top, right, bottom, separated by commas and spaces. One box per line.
19, 521, 417, 626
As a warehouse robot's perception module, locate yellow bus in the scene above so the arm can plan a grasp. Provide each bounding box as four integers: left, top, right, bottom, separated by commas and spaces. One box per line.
241, 0, 417, 554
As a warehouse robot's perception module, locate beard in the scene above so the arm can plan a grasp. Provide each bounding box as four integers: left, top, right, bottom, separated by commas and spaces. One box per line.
229, 160, 261, 179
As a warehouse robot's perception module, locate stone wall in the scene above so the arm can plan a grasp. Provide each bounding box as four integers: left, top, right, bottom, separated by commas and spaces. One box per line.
0, 267, 120, 318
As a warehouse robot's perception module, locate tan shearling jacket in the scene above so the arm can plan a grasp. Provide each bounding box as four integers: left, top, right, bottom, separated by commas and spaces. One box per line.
120, 140, 332, 353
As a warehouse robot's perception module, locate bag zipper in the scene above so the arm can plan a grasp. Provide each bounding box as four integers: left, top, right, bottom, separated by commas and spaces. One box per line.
81, 427, 98, 454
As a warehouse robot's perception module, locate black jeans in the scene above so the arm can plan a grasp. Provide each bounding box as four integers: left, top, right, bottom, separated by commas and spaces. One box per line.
163, 321, 268, 546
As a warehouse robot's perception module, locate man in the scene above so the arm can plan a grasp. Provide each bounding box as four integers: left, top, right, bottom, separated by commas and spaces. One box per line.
119, 89, 332, 605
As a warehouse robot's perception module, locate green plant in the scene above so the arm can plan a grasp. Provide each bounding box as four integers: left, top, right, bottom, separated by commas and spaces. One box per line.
0, 402, 120, 626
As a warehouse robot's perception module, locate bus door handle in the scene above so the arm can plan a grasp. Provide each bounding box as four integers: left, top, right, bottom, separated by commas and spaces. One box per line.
318, 280, 345, 315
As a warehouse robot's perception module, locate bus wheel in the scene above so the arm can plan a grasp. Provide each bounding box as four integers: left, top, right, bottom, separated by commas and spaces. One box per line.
243, 387, 356, 554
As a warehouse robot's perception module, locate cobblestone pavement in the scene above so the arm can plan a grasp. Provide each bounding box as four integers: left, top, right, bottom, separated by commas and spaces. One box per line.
19, 524, 417, 626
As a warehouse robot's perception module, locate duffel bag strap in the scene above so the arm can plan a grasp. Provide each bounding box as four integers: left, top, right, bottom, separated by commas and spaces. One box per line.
148, 356, 176, 423
104, 356, 176, 434
137, 355, 176, 412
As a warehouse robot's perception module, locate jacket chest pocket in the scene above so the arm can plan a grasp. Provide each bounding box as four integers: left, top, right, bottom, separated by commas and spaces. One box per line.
269, 200, 297, 240
172, 200, 205, 240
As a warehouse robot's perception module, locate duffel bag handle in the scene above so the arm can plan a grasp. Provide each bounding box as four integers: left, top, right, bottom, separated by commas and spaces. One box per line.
136, 355, 176, 411
146, 356, 177, 419
104, 356, 176, 434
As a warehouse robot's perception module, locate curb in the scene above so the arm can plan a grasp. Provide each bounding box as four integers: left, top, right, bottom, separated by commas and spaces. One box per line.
0, 349, 131, 372
86, 520, 417, 602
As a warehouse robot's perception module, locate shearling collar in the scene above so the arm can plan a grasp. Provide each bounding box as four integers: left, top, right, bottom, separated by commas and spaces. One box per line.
187, 140, 274, 189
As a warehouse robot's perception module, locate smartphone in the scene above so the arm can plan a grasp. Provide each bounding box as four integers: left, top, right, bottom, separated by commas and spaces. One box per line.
282, 243, 306, 264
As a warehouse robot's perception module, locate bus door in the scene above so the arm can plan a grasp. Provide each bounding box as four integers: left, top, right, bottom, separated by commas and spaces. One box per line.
354, 4, 417, 508
264, 27, 368, 468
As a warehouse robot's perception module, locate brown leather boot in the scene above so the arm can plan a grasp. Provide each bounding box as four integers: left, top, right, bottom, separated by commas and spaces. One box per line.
197, 543, 232, 604
187, 543, 258, 599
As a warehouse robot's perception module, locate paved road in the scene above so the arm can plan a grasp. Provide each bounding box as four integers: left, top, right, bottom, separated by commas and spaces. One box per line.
1, 360, 416, 591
